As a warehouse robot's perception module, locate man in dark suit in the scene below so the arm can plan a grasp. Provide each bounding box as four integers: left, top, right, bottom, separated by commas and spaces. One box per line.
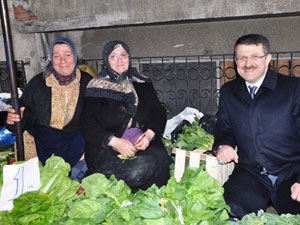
213, 33, 300, 219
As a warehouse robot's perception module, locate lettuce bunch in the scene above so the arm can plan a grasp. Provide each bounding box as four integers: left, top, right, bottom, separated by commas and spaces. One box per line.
237, 209, 300, 225
0, 156, 80, 225
0, 156, 231, 225
59, 167, 230, 224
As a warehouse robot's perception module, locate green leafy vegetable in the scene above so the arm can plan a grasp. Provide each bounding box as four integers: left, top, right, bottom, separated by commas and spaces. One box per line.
0, 148, 14, 194
117, 154, 137, 162
66, 197, 110, 222
62, 173, 134, 223
11, 191, 65, 225
0, 155, 239, 224
50, 217, 96, 225
81, 173, 132, 204
0, 211, 14, 225
238, 209, 300, 225
0, 161, 7, 196
0, 147, 14, 164
170, 116, 214, 151
1, 156, 80, 225
165, 167, 230, 224
39, 155, 80, 202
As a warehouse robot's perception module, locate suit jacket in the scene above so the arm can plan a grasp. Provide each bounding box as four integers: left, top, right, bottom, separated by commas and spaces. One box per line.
214, 68, 300, 183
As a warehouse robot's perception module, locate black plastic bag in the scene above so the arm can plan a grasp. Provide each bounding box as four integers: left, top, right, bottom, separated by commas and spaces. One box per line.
198, 114, 217, 135
171, 119, 191, 143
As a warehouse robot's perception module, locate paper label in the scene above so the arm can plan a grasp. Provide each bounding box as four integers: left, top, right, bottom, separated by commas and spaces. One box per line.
0, 157, 40, 211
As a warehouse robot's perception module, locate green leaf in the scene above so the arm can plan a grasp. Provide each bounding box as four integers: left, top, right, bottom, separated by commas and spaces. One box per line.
50, 217, 97, 225
0, 211, 14, 225
67, 198, 105, 219
11, 191, 65, 225
237, 209, 300, 225
81, 173, 111, 198
143, 217, 174, 225
138, 198, 166, 219
165, 167, 230, 224
39, 155, 80, 202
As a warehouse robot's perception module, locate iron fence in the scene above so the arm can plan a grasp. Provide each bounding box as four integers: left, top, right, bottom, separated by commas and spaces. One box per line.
71, 51, 300, 118
0, 60, 27, 93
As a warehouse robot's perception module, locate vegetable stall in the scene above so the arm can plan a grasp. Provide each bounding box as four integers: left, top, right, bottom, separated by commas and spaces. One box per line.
0, 126, 300, 224
0, 155, 231, 225
0, 113, 299, 225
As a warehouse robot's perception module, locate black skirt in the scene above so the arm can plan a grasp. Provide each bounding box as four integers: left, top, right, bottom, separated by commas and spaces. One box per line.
85, 139, 173, 192
33, 125, 85, 167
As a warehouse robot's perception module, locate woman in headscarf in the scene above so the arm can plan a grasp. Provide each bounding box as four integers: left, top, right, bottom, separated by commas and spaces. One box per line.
5, 37, 92, 167
81, 40, 173, 192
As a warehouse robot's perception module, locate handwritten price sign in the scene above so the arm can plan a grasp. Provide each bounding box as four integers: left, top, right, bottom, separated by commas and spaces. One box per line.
0, 157, 40, 211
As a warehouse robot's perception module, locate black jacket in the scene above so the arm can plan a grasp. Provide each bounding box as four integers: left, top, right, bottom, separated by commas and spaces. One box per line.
81, 81, 167, 149
80, 81, 172, 186
5, 71, 92, 133
214, 68, 300, 183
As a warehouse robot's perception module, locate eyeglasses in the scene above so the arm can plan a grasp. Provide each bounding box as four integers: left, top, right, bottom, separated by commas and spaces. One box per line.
235, 54, 267, 63
109, 52, 129, 61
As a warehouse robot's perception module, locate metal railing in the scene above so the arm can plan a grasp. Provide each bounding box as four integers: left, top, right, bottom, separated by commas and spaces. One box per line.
81, 51, 300, 118
0, 60, 27, 93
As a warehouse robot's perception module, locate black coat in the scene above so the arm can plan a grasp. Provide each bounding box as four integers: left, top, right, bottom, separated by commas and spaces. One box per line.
5, 71, 92, 166
6, 71, 92, 132
80, 81, 172, 191
214, 68, 300, 183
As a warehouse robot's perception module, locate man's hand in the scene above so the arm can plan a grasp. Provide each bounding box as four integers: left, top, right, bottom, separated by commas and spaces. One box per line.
291, 182, 300, 201
216, 145, 238, 164
6, 107, 25, 125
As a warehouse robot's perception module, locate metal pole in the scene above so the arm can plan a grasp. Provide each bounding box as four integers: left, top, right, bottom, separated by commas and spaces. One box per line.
35, 33, 47, 71
0, 0, 24, 161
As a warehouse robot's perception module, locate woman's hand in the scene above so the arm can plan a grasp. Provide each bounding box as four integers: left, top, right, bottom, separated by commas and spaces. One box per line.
216, 145, 239, 164
134, 129, 155, 151
6, 107, 25, 125
108, 136, 136, 157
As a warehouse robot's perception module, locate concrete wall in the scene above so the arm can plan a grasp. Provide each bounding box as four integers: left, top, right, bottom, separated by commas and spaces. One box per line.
1, 0, 300, 81
0, 1, 38, 82
13, 0, 300, 33
47, 15, 300, 61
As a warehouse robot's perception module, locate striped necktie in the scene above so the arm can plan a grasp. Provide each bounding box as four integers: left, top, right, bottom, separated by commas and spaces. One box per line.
248, 86, 257, 99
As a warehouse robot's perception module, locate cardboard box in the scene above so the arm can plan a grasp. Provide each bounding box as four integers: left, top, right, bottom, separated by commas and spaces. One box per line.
14, 131, 37, 161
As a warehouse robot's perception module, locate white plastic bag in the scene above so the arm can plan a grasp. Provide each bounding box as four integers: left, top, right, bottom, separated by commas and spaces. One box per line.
163, 107, 203, 139
0, 100, 11, 111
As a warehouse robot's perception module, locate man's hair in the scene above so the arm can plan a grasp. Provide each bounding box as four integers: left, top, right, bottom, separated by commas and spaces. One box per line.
234, 34, 270, 57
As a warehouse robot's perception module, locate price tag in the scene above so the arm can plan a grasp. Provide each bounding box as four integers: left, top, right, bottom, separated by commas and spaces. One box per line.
0, 157, 40, 211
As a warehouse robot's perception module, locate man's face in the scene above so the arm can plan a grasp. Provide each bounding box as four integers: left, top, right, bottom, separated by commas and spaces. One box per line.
235, 43, 272, 84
